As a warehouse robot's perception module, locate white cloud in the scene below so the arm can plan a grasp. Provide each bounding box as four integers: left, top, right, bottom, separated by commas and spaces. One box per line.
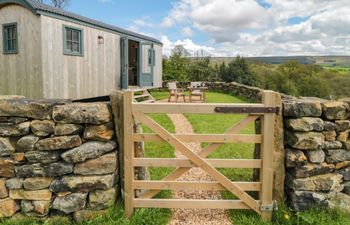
161, 36, 215, 56
181, 27, 193, 37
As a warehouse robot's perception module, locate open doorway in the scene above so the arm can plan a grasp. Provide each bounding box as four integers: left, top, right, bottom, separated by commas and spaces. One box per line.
128, 40, 139, 86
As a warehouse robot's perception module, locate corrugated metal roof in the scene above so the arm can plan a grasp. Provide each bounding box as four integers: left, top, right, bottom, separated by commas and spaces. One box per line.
1, 0, 162, 44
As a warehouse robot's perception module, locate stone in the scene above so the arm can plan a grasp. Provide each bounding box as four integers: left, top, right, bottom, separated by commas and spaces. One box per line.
324, 121, 338, 131
289, 191, 328, 211
288, 163, 335, 178
16, 135, 40, 152
0, 179, 8, 199
342, 140, 350, 150
284, 117, 323, 132
323, 130, 336, 141
89, 188, 116, 210
327, 193, 350, 213
283, 100, 322, 118
0, 159, 15, 177
0, 198, 20, 218
337, 167, 350, 181
74, 153, 117, 175
15, 162, 73, 178
6, 117, 28, 124
52, 193, 87, 214
322, 101, 349, 120
53, 103, 112, 124
10, 189, 52, 201
73, 210, 107, 223
285, 148, 307, 167
337, 131, 348, 142
335, 161, 350, 169
30, 120, 55, 137
0, 121, 30, 137
23, 177, 53, 190
305, 150, 325, 163
5, 178, 23, 190
0, 99, 70, 120
25, 151, 61, 164
343, 181, 350, 195
0, 137, 15, 156
35, 135, 82, 151
11, 153, 25, 163
21, 200, 50, 217
50, 174, 115, 192
62, 141, 116, 163
323, 141, 343, 149
335, 120, 350, 132
54, 124, 83, 136
325, 149, 350, 163
286, 173, 343, 192
84, 122, 115, 141
285, 131, 324, 150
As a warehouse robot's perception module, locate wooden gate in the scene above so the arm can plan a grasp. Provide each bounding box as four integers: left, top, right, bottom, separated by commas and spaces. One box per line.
123, 90, 280, 221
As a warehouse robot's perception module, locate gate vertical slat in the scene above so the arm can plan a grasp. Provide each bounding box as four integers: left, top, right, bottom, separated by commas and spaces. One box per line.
260, 91, 278, 221
124, 91, 135, 218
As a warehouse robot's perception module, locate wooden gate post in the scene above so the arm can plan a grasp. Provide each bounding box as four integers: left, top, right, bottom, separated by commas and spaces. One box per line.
260, 91, 278, 221
123, 90, 135, 218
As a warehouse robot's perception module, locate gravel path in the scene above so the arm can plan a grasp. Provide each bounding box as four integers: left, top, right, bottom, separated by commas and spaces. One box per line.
167, 114, 232, 225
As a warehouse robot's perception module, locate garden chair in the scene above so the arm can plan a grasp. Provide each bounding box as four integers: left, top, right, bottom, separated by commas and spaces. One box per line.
189, 82, 207, 102
167, 82, 186, 102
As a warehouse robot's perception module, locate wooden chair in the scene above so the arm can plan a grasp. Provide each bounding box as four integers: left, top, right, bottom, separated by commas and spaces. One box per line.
167, 82, 186, 102
189, 82, 206, 102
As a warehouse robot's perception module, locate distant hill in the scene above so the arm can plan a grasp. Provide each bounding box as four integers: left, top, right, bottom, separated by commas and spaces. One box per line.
207, 56, 350, 68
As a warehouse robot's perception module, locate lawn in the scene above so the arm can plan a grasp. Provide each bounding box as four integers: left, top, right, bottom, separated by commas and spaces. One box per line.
1, 91, 349, 225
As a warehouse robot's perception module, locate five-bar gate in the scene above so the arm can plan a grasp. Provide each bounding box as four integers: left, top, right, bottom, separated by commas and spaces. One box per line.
123, 90, 280, 221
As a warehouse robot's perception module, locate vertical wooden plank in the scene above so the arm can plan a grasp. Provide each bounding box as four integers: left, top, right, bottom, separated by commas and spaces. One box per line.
260, 91, 277, 221
123, 91, 135, 218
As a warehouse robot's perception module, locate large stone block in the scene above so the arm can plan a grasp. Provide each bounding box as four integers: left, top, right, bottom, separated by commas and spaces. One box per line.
54, 124, 83, 136
0, 137, 15, 156
16, 135, 40, 152
289, 191, 328, 211
285, 131, 324, 150
0, 99, 68, 120
50, 174, 115, 192
62, 141, 116, 163
327, 193, 350, 213
285, 148, 307, 168
23, 177, 53, 190
283, 100, 322, 118
89, 188, 116, 210
10, 189, 52, 201
0, 198, 20, 218
74, 153, 117, 175
323, 141, 342, 150
53, 103, 112, 124
52, 193, 87, 214
288, 163, 335, 178
284, 117, 323, 132
30, 120, 55, 137
84, 122, 115, 141
0, 122, 30, 137
25, 151, 61, 164
323, 121, 338, 131
343, 181, 350, 195
325, 149, 350, 163
16, 162, 73, 178
0, 159, 14, 177
335, 120, 350, 132
35, 135, 82, 151
322, 101, 349, 120
286, 173, 343, 192
337, 167, 350, 181
5, 178, 23, 190
337, 131, 349, 142
305, 149, 325, 163
0, 179, 8, 199
21, 200, 50, 217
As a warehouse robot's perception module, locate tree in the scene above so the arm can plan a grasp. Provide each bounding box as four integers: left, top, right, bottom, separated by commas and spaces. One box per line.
163, 53, 190, 82
171, 45, 190, 57
34, 0, 70, 9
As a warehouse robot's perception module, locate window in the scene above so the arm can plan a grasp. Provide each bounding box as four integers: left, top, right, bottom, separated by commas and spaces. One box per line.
148, 48, 155, 66
3, 23, 18, 54
63, 25, 83, 56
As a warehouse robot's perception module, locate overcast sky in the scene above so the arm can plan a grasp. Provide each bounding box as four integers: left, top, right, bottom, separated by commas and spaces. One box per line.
57, 0, 350, 57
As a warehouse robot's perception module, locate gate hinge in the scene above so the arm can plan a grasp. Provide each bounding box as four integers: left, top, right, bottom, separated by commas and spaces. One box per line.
260, 200, 278, 212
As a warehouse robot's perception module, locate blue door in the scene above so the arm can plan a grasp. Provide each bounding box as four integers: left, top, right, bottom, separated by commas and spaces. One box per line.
140, 42, 154, 87
120, 36, 128, 89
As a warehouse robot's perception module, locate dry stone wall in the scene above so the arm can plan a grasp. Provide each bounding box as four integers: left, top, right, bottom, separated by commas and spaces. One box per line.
0, 97, 120, 221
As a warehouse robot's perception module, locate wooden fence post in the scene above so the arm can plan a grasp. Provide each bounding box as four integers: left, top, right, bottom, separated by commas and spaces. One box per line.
260, 90, 278, 221
123, 90, 134, 218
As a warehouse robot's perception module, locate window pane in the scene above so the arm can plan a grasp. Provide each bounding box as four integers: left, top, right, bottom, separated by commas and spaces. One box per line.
7, 40, 12, 51
66, 41, 72, 52
72, 30, 79, 42
12, 40, 17, 51
66, 30, 72, 41
73, 42, 79, 52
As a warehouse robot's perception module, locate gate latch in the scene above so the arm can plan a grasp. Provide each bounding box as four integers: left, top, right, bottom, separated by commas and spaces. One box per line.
260, 200, 278, 212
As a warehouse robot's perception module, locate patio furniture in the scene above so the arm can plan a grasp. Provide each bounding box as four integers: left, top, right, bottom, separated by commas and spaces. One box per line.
167, 82, 186, 102
188, 82, 207, 102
